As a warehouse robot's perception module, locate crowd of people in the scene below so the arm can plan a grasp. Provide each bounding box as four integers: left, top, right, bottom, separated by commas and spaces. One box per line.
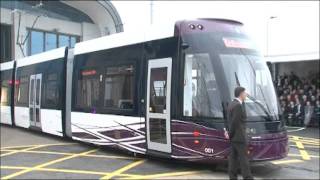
274, 72, 320, 127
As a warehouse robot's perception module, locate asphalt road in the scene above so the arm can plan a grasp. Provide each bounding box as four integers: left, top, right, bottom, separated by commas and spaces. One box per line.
1, 125, 319, 179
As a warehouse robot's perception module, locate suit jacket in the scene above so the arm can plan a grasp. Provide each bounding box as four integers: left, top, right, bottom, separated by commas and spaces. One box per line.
227, 99, 248, 143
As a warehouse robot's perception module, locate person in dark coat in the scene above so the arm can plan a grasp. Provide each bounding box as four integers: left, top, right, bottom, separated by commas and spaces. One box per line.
294, 99, 304, 126
286, 101, 295, 126
226, 86, 254, 180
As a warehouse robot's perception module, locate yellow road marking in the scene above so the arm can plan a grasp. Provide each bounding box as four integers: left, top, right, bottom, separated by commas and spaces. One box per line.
288, 153, 320, 158
293, 141, 320, 146
288, 135, 320, 141
289, 138, 320, 145
271, 159, 304, 165
289, 144, 319, 148
0, 145, 44, 157
0, 149, 139, 160
295, 141, 304, 149
292, 136, 311, 160
1, 149, 98, 179
100, 159, 146, 179
122, 170, 203, 179
1, 166, 30, 170
300, 150, 311, 160
0, 166, 136, 178
0, 143, 77, 150
290, 139, 320, 145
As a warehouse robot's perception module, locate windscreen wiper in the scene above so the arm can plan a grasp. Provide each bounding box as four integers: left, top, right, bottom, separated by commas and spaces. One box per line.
238, 49, 277, 121
234, 72, 272, 121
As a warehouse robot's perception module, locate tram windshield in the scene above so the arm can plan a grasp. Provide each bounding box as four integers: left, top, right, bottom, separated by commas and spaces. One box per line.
220, 53, 279, 118
182, 29, 279, 120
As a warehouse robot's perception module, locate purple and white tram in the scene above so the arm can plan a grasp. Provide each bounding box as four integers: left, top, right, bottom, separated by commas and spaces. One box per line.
0, 18, 288, 163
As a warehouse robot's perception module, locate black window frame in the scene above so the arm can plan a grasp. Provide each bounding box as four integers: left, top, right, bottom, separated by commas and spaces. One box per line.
102, 63, 136, 113
74, 66, 104, 112
15, 75, 29, 107
15, 58, 65, 109
73, 62, 138, 116
0, 69, 13, 106
42, 72, 61, 109
0, 23, 13, 63
27, 28, 79, 56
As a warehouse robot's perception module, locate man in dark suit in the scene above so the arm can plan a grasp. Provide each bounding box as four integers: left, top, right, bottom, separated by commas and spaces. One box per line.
226, 86, 254, 180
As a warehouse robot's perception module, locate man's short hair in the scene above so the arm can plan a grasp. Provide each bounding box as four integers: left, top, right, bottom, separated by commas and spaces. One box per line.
234, 86, 245, 97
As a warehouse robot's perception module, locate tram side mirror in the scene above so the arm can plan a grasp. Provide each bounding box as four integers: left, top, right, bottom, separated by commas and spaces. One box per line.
181, 42, 190, 50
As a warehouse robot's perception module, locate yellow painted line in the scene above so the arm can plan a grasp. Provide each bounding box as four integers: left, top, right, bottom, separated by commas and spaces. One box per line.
288, 153, 319, 158
24, 150, 139, 160
292, 136, 311, 161
271, 159, 304, 165
1, 149, 139, 160
1, 148, 98, 179
289, 136, 320, 141
0, 149, 13, 152
290, 138, 320, 144
122, 170, 203, 179
289, 135, 320, 141
0, 142, 77, 150
294, 141, 320, 146
289, 140, 320, 145
100, 159, 146, 179
0, 145, 44, 157
295, 141, 304, 149
290, 144, 319, 148
0, 166, 136, 178
1, 165, 30, 170
299, 150, 311, 160
85, 153, 139, 160
0, 149, 72, 156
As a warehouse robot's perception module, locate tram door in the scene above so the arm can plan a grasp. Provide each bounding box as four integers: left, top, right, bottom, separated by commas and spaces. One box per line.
29, 74, 42, 128
146, 58, 172, 153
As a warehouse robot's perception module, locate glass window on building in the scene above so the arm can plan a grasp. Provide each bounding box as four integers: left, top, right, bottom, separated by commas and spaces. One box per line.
70, 36, 77, 48
30, 31, 44, 55
59, 34, 69, 47
28, 29, 79, 55
0, 24, 12, 63
45, 33, 57, 51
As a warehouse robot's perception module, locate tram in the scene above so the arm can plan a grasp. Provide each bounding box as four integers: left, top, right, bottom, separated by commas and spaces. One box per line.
0, 18, 288, 163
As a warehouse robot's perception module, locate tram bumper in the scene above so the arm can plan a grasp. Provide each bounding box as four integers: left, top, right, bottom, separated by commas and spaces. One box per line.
248, 132, 289, 161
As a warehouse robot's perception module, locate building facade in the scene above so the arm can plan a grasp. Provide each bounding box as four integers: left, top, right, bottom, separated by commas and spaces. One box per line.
0, 0, 123, 63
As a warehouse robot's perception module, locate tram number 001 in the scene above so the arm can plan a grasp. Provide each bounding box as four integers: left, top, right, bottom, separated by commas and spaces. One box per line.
204, 148, 214, 154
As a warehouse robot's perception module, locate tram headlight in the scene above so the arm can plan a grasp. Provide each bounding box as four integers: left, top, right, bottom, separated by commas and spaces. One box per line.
197, 24, 204, 30
188, 24, 196, 29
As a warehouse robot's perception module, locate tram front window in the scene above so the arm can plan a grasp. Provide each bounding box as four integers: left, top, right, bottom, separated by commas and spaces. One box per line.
183, 53, 223, 118
180, 25, 280, 120
220, 53, 279, 118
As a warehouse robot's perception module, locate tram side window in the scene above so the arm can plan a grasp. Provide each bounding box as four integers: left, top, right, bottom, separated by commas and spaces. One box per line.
104, 65, 134, 110
149, 68, 167, 113
76, 69, 100, 111
183, 53, 223, 118
15, 76, 29, 106
1, 78, 11, 106
43, 73, 60, 109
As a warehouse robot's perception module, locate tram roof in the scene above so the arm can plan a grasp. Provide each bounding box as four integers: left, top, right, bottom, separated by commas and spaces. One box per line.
15, 47, 67, 68
0, 61, 14, 71
74, 22, 176, 56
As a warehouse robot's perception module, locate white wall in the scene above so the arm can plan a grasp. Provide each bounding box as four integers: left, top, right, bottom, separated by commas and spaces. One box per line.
0, 7, 101, 60
0, 8, 12, 25
82, 22, 101, 41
